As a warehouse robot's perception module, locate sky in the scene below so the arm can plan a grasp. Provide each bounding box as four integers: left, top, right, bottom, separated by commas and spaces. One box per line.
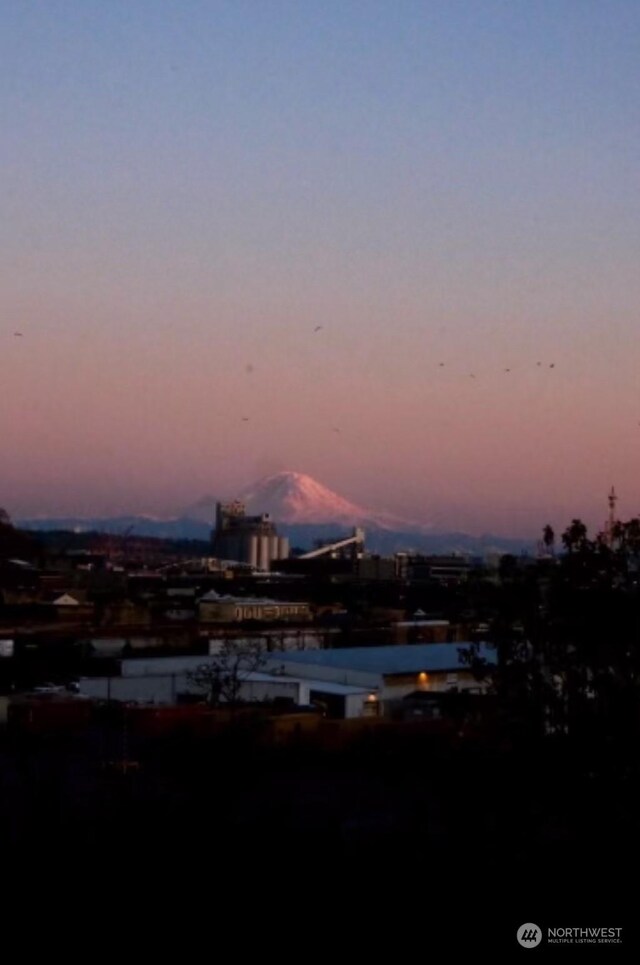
1, 0, 639, 537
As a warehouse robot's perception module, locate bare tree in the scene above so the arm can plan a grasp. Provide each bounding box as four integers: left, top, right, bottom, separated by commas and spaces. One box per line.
187, 639, 266, 707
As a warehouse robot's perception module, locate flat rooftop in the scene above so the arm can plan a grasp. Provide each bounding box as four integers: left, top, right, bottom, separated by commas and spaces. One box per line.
264, 642, 496, 676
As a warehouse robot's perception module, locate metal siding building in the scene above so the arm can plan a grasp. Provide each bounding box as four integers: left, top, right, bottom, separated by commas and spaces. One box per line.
263, 643, 496, 708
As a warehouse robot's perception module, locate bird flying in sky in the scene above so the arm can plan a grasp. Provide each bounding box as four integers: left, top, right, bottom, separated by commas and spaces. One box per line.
313, 325, 323, 332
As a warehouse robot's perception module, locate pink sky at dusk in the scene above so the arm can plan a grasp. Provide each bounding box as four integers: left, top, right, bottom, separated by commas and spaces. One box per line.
1, 2, 639, 538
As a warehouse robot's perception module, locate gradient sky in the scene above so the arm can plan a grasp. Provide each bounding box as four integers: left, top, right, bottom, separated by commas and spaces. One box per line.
1, 1, 639, 536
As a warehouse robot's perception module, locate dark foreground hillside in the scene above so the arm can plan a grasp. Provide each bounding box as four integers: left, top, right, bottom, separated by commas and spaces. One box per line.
0, 723, 637, 950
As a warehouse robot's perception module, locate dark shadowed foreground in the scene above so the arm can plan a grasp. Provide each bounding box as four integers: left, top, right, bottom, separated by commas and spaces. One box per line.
0, 720, 637, 950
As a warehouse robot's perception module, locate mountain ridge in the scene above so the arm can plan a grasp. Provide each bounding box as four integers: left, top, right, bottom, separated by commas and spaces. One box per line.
16, 515, 533, 556
16, 470, 534, 555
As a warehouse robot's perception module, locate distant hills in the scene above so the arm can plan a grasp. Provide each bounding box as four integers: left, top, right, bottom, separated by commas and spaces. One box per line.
19, 514, 210, 542
18, 470, 534, 557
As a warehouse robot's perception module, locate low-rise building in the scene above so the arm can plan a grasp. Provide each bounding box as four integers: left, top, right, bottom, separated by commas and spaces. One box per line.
198, 590, 311, 623
78, 653, 374, 718
208, 627, 331, 654
395, 554, 474, 584
263, 642, 496, 714
393, 619, 464, 644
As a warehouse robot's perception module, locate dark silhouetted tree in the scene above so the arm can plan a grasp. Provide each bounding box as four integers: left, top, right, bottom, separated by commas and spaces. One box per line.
187, 639, 266, 707
0, 509, 39, 561
464, 514, 640, 743
562, 519, 589, 554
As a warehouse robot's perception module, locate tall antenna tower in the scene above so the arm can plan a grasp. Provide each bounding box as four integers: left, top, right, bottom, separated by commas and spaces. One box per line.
606, 485, 618, 546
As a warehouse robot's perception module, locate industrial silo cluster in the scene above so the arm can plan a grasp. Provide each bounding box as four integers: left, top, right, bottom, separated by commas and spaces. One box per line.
211, 500, 289, 570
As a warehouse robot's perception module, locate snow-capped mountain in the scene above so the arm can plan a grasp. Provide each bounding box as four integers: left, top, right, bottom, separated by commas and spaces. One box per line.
239, 471, 426, 531
17, 471, 535, 555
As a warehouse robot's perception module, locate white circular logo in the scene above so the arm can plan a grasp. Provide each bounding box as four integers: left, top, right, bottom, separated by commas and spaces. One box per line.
517, 923, 542, 948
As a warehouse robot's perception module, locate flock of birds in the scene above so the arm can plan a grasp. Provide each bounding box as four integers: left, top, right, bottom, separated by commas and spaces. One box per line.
437, 360, 556, 378
7, 323, 569, 433
234, 324, 559, 425
18, 323, 640, 435
9, 323, 557, 379
8, 321, 640, 466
